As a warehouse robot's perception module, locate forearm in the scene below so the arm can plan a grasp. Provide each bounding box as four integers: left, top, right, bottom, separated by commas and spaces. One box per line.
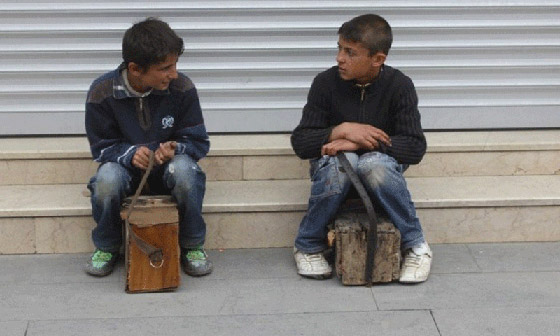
327, 123, 347, 142
291, 126, 333, 160
85, 103, 136, 168
173, 123, 210, 161
382, 75, 426, 164
381, 134, 426, 164
89, 139, 137, 168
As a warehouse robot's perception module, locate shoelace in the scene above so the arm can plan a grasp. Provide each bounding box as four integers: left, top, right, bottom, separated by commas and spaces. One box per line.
304, 253, 327, 266
92, 250, 113, 262
403, 252, 422, 268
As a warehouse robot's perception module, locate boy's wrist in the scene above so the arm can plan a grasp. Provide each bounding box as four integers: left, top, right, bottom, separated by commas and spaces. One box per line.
329, 123, 347, 141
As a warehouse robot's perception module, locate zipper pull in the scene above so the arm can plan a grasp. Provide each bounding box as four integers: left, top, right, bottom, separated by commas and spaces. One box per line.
356, 83, 370, 103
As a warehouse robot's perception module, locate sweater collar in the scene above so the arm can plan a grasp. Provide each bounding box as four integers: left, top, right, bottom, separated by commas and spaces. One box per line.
353, 65, 385, 88
112, 63, 170, 99
336, 65, 386, 92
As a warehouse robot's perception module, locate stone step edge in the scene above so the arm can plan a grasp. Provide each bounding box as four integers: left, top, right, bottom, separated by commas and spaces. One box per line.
1, 175, 559, 218
1, 130, 560, 159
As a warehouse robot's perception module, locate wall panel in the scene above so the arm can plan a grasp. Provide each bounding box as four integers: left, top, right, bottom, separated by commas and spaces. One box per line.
0, 1, 558, 134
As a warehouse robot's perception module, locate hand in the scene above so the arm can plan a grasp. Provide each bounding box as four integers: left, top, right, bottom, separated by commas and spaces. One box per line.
132, 146, 153, 170
330, 122, 391, 150
321, 139, 360, 156
154, 141, 177, 165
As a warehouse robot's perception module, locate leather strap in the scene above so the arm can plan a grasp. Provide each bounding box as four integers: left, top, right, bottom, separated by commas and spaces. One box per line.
124, 152, 164, 268
337, 153, 378, 287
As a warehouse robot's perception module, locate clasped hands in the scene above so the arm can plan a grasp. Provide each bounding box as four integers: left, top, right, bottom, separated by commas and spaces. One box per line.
132, 141, 177, 170
321, 122, 391, 156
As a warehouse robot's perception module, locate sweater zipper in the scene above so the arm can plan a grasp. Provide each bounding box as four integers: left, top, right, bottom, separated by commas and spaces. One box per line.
356, 83, 370, 123
137, 97, 151, 130
360, 86, 366, 103
140, 97, 147, 125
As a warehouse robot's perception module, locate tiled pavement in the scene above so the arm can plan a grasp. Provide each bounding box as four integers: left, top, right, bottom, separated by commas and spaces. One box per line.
1, 242, 560, 336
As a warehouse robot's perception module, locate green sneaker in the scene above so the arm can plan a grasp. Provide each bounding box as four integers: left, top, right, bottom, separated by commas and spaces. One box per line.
84, 249, 118, 277
181, 246, 213, 276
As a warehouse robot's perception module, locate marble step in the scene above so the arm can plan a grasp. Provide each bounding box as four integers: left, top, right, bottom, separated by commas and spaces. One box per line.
1, 175, 559, 254
0, 130, 559, 185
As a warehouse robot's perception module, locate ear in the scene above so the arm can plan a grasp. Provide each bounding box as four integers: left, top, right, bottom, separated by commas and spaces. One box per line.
370, 52, 387, 67
127, 62, 144, 76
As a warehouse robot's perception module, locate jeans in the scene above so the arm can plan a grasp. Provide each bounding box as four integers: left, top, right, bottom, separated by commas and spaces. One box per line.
88, 154, 207, 253
294, 152, 425, 253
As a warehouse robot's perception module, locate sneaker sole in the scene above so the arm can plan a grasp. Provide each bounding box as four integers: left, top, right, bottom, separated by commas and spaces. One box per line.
298, 272, 333, 280
399, 276, 429, 284
84, 263, 117, 277
184, 269, 213, 277
84, 257, 118, 277
181, 263, 213, 277
85, 268, 116, 277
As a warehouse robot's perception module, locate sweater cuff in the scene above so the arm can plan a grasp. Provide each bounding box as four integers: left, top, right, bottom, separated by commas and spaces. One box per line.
324, 126, 335, 144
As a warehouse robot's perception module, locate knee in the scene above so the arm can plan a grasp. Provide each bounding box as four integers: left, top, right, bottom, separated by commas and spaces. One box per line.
335, 152, 359, 184
357, 153, 398, 188
337, 152, 359, 169
92, 163, 128, 201
166, 155, 205, 194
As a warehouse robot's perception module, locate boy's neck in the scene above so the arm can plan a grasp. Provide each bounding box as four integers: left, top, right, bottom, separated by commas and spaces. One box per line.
123, 69, 152, 97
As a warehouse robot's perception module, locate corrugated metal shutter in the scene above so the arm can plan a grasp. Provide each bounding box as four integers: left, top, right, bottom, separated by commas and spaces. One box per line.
1, 1, 559, 135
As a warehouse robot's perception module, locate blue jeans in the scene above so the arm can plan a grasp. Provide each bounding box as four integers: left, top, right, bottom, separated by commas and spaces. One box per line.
88, 154, 207, 253
294, 152, 425, 253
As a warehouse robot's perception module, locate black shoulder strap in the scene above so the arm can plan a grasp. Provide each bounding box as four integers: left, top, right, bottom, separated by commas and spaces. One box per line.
337, 153, 378, 287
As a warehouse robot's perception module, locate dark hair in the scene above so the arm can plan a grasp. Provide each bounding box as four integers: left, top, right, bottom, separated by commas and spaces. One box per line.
338, 14, 393, 55
122, 17, 184, 69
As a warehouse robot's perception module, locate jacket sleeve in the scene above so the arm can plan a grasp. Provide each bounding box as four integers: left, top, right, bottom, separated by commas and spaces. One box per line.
380, 76, 427, 165
290, 76, 333, 160
172, 87, 210, 161
85, 98, 137, 169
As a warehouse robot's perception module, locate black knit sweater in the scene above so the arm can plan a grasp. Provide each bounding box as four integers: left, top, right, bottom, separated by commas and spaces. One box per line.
291, 65, 426, 164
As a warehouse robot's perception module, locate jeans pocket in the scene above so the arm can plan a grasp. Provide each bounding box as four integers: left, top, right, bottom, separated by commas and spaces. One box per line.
309, 156, 342, 199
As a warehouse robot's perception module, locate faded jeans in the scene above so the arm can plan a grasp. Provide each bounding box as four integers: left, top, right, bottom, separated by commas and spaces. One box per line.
87, 154, 207, 253
294, 152, 425, 253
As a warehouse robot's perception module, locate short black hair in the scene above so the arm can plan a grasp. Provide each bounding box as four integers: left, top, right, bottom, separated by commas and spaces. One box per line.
338, 14, 393, 55
122, 17, 184, 69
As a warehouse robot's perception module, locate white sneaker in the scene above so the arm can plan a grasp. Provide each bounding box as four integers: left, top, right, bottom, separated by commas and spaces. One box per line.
294, 248, 332, 279
399, 242, 433, 283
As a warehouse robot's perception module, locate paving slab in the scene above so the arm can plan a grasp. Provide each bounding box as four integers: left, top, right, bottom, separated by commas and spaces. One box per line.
2, 243, 560, 336
429, 244, 480, 274
207, 248, 296, 280
467, 242, 560, 272
26, 310, 439, 336
373, 272, 560, 310
0, 248, 293, 286
433, 307, 560, 336
0, 276, 376, 321
0, 253, 122, 285
0, 321, 28, 336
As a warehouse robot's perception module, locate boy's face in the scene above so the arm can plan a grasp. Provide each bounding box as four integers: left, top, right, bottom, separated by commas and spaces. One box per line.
129, 54, 179, 92
336, 37, 385, 84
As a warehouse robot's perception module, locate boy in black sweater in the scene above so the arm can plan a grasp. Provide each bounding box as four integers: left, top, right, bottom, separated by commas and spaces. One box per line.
291, 14, 432, 283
